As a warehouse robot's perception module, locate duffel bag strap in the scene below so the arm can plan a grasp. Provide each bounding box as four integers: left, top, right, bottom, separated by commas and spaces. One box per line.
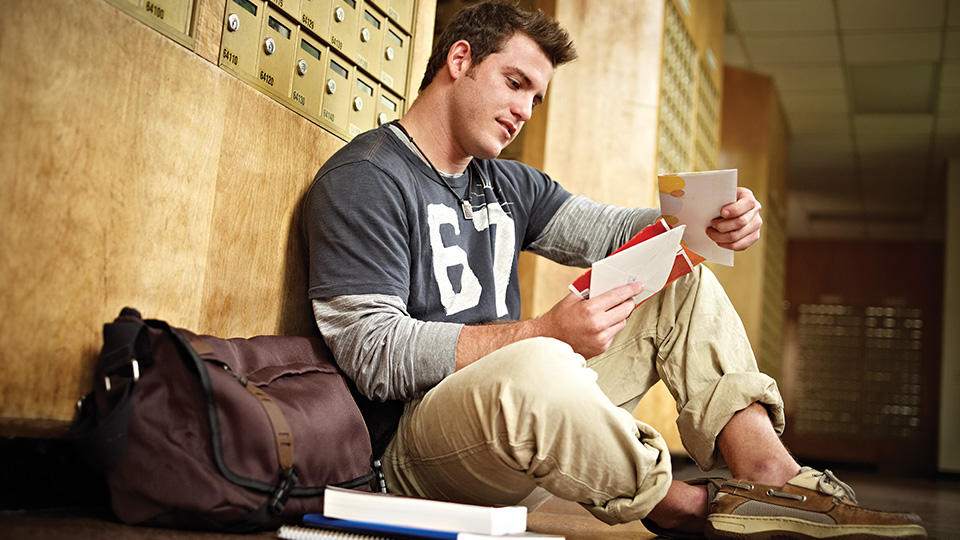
188, 338, 295, 472
73, 307, 154, 471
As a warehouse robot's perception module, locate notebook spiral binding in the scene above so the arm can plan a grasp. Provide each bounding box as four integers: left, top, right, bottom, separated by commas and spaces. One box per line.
277, 524, 389, 540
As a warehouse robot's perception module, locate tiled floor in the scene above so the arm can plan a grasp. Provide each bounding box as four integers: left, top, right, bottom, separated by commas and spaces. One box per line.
2, 463, 959, 539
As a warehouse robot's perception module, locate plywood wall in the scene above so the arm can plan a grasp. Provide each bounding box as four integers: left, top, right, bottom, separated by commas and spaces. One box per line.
0, 0, 434, 435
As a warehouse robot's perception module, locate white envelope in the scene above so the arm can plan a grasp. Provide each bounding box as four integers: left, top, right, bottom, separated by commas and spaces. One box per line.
659, 169, 737, 266
589, 225, 685, 304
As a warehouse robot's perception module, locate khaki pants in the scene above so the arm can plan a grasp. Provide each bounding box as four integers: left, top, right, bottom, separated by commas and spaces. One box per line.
381, 265, 785, 524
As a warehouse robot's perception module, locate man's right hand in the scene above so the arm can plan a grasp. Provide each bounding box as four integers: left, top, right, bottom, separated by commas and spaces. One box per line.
534, 281, 644, 358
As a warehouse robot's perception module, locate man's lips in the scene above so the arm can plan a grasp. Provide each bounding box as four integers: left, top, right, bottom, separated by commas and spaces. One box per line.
498, 120, 516, 138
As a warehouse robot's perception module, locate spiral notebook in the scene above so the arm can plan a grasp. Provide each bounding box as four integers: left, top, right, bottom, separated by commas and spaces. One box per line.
277, 524, 387, 540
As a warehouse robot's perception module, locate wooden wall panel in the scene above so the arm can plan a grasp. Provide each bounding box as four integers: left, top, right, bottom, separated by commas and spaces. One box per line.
521, 0, 666, 318
0, 0, 434, 435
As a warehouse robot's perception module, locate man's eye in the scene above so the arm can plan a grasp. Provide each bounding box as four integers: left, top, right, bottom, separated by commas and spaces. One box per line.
507, 78, 520, 89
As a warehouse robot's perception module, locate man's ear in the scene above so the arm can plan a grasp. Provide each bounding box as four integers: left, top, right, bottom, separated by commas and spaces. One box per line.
446, 40, 473, 80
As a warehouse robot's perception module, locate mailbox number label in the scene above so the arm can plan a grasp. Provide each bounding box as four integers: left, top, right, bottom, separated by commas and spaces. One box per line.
146, 1, 166, 20
222, 48, 239, 66
293, 91, 306, 106
302, 14, 315, 30
259, 70, 275, 86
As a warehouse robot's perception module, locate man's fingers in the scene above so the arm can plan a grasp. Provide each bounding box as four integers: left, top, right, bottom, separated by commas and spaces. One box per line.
720, 187, 758, 219
708, 211, 762, 243
590, 281, 643, 309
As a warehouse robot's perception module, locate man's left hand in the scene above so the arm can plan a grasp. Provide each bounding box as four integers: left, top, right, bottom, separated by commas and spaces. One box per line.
706, 187, 763, 251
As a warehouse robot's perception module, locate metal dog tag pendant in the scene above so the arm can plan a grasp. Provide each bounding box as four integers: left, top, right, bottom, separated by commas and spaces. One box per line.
461, 200, 474, 220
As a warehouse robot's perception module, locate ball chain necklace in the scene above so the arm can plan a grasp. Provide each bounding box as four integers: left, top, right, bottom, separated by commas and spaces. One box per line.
392, 121, 475, 220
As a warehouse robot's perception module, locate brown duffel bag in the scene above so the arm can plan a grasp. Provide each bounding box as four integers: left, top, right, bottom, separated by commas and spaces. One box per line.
73, 307, 381, 531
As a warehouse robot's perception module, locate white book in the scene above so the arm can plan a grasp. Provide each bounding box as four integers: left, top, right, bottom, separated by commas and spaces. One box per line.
322, 487, 528, 536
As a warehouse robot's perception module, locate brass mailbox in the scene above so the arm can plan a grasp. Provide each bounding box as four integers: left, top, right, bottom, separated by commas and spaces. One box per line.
299, 0, 331, 38
219, 0, 264, 81
266, 0, 300, 21
320, 51, 353, 138
380, 21, 409, 95
349, 70, 377, 138
256, 7, 298, 98
290, 34, 327, 120
375, 86, 402, 127
139, 0, 193, 36
329, 0, 359, 61
356, 4, 384, 77
387, 0, 413, 33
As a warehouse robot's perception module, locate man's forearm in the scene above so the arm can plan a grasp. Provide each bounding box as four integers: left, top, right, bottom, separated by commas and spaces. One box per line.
455, 319, 546, 370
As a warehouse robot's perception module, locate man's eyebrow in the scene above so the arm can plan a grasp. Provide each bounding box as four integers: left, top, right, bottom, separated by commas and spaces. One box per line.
505, 66, 544, 102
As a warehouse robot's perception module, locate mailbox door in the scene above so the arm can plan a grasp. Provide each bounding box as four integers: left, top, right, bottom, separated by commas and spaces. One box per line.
220, 0, 264, 81
356, 4, 384, 77
328, 0, 359, 61
266, 0, 300, 21
299, 0, 331, 38
375, 86, 402, 127
387, 0, 413, 33
256, 6, 298, 98
140, 0, 193, 36
290, 34, 327, 120
381, 21, 408, 96
320, 51, 353, 138
349, 70, 377, 138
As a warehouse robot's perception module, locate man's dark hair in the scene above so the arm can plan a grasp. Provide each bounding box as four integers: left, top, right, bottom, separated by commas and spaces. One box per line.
419, 1, 577, 91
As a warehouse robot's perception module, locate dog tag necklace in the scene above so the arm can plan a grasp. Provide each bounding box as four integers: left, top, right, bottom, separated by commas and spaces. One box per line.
393, 121, 474, 220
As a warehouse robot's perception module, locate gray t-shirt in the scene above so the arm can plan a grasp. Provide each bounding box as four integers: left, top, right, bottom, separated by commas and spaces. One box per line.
303, 123, 572, 325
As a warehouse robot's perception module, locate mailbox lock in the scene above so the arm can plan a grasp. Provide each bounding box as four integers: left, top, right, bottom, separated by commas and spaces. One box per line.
264, 37, 276, 55
385, 46, 395, 61
361, 28, 371, 42
326, 79, 337, 94
378, 112, 389, 125
227, 13, 240, 32
353, 97, 363, 111
297, 59, 309, 76
335, 7, 345, 22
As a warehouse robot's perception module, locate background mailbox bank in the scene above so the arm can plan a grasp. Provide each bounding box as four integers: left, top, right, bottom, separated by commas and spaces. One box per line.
216, 0, 417, 140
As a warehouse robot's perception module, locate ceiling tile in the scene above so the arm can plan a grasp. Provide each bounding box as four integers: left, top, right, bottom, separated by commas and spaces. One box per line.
859, 168, 926, 186
730, 0, 836, 33
742, 34, 841, 64
945, 29, 960, 59
781, 90, 849, 113
849, 64, 937, 113
939, 88, 960, 113
856, 134, 932, 155
723, 34, 749, 67
837, 0, 946, 31
758, 64, 846, 91
853, 114, 935, 135
936, 115, 960, 133
941, 62, 960, 88
790, 136, 856, 168
842, 31, 942, 64
950, 0, 960, 26
787, 112, 852, 135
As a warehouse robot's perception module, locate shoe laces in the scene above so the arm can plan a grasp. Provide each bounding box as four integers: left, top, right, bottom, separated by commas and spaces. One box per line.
802, 466, 858, 504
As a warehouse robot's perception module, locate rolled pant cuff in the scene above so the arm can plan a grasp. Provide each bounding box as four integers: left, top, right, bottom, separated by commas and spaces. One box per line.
582, 419, 674, 524
676, 371, 785, 471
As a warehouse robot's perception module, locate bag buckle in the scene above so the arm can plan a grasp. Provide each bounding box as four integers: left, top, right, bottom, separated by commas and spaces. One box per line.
269, 467, 298, 514
103, 359, 140, 393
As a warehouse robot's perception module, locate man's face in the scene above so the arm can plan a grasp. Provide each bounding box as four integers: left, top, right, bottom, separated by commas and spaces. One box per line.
449, 32, 554, 161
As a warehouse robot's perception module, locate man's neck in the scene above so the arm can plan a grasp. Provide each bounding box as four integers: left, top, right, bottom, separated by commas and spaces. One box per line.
398, 97, 471, 175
